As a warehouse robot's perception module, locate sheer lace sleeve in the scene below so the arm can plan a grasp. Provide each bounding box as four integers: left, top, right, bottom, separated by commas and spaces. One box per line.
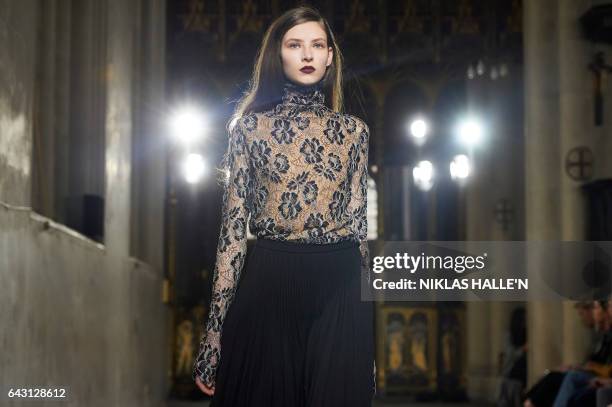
193, 118, 251, 387
347, 118, 370, 283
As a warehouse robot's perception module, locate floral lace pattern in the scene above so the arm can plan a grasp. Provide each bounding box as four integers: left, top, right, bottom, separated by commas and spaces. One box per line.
193, 80, 371, 388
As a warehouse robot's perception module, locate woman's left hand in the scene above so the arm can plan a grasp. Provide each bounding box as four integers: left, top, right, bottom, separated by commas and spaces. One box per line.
195, 377, 215, 396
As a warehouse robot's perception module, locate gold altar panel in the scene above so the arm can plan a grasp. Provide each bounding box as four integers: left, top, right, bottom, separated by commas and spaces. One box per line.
377, 306, 438, 395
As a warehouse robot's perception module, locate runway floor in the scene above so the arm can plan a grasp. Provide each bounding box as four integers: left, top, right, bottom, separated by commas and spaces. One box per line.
168, 399, 495, 407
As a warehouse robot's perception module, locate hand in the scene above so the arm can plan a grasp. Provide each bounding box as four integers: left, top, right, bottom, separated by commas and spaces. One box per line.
195, 377, 215, 396
590, 377, 612, 388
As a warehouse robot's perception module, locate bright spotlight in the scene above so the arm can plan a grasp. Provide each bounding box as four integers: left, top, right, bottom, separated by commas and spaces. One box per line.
169, 106, 206, 144
183, 153, 206, 184
450, 154, 471, 180
413, 160, 434, 190
410, 119, 428, 139
457, 118, 483, 146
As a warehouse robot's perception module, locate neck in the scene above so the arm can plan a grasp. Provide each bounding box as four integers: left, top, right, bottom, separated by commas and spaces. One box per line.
284, 79, 322, 92
281, 79, 325, 107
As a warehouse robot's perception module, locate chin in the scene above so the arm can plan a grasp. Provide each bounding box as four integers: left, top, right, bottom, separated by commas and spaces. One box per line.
295, 76, 321, 85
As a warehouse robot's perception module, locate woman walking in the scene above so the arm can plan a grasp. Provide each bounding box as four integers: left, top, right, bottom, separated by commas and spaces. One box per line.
192, 6, 375, 406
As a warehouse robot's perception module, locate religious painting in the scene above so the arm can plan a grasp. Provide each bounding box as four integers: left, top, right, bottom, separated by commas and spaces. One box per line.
378, 306, 438, 395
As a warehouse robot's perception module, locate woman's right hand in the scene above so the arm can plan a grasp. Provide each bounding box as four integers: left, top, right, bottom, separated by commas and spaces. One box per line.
195, 376, 215, 396
193, 333, 220, 396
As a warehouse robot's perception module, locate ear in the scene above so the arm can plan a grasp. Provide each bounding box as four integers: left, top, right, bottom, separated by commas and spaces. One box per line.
326, 46, 333, 67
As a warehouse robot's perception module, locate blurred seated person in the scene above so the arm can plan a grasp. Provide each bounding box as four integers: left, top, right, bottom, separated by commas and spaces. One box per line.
552, 299, 612, 407
498, 307, 528, 407
523, 300, 610, 407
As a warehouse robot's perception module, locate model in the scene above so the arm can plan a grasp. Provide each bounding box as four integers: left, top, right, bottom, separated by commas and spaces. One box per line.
192, 5, 375, 406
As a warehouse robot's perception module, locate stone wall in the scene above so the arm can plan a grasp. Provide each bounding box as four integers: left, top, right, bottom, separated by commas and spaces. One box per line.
0, 0, 169, 405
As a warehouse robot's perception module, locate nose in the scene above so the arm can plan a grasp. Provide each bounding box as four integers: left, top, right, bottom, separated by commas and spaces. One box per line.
302, 48, 313, 62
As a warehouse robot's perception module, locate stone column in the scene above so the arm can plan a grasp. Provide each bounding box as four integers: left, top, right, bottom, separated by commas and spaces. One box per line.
103, 1, 138, 403
524, 0, 564, 384
129, 0, 167, 269
54, 0, 72, 224
487, 60, 527, 395
32, 0, 57, 217
67, 0, 107, 230
464, 89, 495, 399
0, 0, 38, 206
466, 302, 492, 399
558, 0, 595, 364
104, 0, 135, 257
464, 45, 498, 403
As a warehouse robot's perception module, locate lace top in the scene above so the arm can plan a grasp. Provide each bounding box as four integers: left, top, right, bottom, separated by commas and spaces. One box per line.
193, 79, 371, 387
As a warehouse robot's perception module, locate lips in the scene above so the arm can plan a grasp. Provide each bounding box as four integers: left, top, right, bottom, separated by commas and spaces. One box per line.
300, 66, 315, 73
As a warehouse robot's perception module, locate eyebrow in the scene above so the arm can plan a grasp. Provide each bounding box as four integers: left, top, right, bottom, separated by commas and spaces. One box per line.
285, 38, 327, 42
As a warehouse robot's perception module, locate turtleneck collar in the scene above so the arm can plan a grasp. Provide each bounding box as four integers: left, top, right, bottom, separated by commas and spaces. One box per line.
281, 79, 325, 107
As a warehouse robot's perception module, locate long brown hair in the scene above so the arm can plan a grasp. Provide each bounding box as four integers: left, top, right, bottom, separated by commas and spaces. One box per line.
218, 6, 344, 187
230, 6, 344, 127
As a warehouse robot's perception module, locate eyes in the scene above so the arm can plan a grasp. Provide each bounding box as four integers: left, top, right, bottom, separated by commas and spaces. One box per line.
287, 42, 326, 49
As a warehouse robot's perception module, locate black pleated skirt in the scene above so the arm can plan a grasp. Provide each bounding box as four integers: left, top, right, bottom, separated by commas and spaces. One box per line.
210, 237, 375, 407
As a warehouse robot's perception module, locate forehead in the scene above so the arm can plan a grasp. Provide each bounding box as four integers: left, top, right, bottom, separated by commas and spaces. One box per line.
283, 21, 327, 41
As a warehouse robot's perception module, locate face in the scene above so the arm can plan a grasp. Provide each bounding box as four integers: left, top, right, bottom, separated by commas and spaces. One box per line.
281, 21, 333, 86
593, 301, 607, 324
577, 305, 595, 328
